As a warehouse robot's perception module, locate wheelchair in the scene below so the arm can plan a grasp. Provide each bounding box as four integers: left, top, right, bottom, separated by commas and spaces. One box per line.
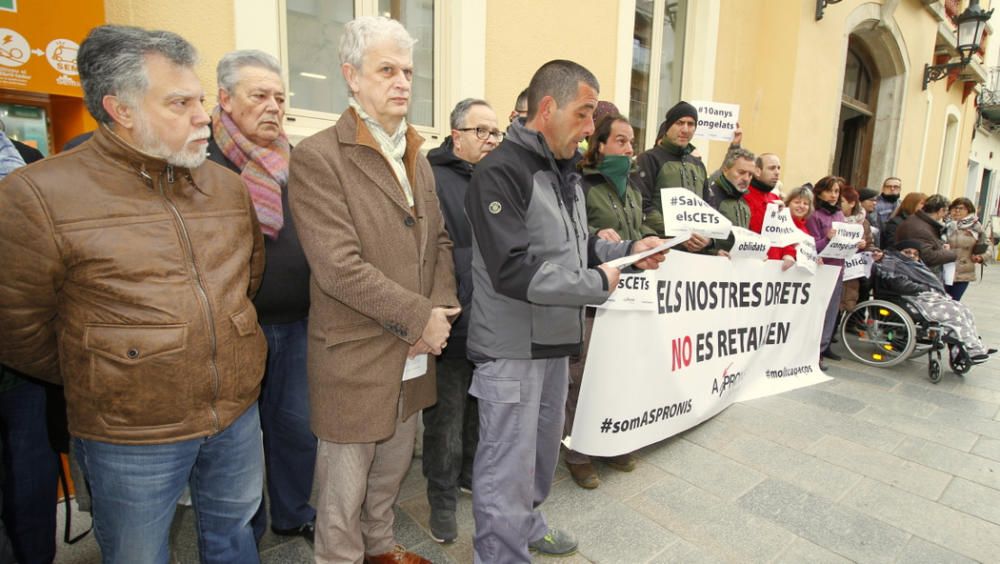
838, 278, 975, 384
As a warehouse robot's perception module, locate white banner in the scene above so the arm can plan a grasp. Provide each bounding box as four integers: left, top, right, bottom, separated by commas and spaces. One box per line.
691, 101, 740, 142
597, 272, 658, 311
660, 188, 733, 239
568, 252, 837, 456
729, 227, 770, 261
843, 251, 874, 281
761, 203, 808, 247
818, 221, 864, 259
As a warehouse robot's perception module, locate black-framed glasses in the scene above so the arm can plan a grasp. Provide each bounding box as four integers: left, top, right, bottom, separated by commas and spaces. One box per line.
456, 127, 505, 141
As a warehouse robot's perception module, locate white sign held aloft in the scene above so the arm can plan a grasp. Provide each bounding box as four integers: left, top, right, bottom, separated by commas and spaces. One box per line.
690, 101, 740, 142
817, 222, 864, 259
660, 187, 733, 239
729, 227, 770, 261
842, 251, 874, 281
761, 203, 808, 247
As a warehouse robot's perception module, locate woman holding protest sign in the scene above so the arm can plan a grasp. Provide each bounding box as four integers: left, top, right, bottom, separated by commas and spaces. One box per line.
767, 184, 815, 268
944, 197, 988, 301
563, 114, 651, 489
839, 185, 877, 312
807, 176, 849, 366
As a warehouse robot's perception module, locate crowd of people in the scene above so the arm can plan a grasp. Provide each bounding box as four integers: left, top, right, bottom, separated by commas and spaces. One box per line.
0, 14, 994, 564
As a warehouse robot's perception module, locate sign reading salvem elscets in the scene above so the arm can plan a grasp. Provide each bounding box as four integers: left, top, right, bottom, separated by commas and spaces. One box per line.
660, 188, 733, 239
691, 100, 740, 142
567, 251, 836, 456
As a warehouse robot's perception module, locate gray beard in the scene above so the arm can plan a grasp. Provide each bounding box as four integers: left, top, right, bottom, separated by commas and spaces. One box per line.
133, 113, 209, 169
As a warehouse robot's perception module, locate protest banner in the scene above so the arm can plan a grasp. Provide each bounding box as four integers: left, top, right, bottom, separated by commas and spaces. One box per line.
691, 100, 740, 142
597, 271, 658, 311
843, 251, 874, 281
567, 252, 837, 456
729, 227, 770, 261
660, 188, 733, 239
796, 237, 819, 274
817, 221, 864, 259
761, 203, 808, 247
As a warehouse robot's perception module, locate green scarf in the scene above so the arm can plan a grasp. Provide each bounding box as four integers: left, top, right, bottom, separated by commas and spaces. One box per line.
598, 155, 631, 199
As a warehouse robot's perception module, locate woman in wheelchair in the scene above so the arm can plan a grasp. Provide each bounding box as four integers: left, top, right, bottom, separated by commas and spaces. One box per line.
875, 240, 993, 365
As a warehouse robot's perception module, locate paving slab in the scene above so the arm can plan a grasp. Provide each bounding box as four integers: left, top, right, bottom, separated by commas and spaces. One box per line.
641, 437, 766, 501
937, 476, 1000, 526
893, 435, 1000, 490
853, 404, 980, 451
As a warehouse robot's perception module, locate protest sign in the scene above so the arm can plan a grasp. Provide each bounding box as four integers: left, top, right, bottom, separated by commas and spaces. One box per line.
596, 271, 658, 311
796, 237, 818, 274
843, 251, 874, 281
943, 261, 957, 285
567, 252, 837, 456
761, 203, 808, 247
605, 233, 689, 270
729, 227, 770, 261
691, 101, 740, 142
660, 188, 733, 239
817, 222, 864, 259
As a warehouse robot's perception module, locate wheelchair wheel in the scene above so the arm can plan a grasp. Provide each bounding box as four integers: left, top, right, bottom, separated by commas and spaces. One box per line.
840, 300, 917, 367
949, 345, 973, 376
929, 357, 942, 384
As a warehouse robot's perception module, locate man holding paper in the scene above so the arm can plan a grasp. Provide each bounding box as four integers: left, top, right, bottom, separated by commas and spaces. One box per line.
465, 60, 665, 563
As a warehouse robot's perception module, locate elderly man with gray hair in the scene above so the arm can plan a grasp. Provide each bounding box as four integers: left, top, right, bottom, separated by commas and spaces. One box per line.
207, 50, 316, 544
288, 16, 458, 564
0, 25, 267, 563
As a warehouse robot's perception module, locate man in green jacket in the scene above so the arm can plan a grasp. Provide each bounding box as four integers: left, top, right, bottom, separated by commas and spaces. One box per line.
705, 146, 755, 251
633, 101, 711, 252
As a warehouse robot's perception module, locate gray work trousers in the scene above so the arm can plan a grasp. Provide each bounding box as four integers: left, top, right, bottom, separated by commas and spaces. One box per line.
469, 357, 568, 564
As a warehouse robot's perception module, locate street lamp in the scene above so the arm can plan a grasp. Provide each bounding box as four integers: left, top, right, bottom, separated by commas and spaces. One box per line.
923, 0, 994, 90
815, 0, 844, 21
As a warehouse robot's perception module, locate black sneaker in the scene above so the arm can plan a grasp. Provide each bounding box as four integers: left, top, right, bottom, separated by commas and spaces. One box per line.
428, 508, 457, 544
821, 348, 842, 361
272, 520, 314, 544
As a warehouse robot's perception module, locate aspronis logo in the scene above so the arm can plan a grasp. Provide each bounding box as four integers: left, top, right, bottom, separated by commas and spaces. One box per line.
0, 0, 15, 13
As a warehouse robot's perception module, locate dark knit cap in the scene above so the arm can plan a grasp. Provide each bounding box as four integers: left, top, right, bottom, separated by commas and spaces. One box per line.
593, 101, 621, 125
859, 187, 879, 202
895, 239, 922, 251
659, 101, 698, 137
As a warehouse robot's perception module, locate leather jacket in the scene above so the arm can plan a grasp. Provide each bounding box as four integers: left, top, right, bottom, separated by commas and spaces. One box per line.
0, 125, 267, 444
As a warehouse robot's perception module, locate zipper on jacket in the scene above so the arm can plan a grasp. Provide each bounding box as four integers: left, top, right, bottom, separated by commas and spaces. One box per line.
552, 182, 571, 242
156, 167, 222, 433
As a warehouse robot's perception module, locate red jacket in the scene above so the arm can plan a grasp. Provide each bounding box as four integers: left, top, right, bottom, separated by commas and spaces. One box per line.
744, 179, 781, 234
767, 215, 811, 260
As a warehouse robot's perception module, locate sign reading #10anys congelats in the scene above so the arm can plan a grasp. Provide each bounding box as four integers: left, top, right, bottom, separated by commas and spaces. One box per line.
690, 101, 740, 142
817, 221, 864, 259
660, 187, 733, 239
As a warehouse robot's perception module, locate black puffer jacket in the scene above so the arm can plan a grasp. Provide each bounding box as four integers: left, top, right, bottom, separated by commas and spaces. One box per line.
428, 137, 475, 359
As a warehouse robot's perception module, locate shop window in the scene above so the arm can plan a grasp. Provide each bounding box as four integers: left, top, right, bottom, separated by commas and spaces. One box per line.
282, 0, 438, 130
630, 0, 686, 152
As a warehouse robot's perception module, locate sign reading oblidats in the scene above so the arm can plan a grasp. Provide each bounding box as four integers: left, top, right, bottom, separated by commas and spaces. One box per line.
691, 101, 740, 142
567, 252, 837, 456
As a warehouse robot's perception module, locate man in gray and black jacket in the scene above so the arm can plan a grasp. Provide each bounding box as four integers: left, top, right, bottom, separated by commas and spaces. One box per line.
464, 59, 665, 563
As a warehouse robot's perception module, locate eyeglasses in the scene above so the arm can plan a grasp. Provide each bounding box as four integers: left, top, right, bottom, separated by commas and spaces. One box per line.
457, 127, 505, 141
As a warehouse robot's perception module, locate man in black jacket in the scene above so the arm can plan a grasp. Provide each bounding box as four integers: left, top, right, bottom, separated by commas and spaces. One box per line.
422, 98, 501, 544
208, 50, 316, 543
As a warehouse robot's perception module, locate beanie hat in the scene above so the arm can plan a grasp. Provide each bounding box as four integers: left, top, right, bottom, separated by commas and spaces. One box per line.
895, 239, 922, 251
662, 101, 698, 134
593, 101, 621, 125
859, 187, 879, 202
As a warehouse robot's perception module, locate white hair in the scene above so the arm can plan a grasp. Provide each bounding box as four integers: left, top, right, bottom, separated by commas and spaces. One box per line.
217, 50, 282, 93
338, 16, 416, 69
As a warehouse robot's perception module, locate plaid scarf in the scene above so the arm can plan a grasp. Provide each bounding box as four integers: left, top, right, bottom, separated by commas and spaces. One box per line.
211, 105, 290, 238
349, 97, 413, 207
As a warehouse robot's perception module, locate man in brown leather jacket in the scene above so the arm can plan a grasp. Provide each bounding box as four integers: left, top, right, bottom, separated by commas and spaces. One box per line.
0, 25, 267, 563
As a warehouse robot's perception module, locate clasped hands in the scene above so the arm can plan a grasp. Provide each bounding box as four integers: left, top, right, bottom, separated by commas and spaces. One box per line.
408, 306, 461, 358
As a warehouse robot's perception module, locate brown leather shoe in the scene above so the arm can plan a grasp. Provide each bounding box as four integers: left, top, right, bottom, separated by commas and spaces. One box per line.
364, 545, 431, 564
605, 453, 637, 472
566, 461, 600, 489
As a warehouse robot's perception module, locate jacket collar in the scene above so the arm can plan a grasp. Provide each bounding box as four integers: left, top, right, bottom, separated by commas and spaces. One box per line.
92, 124, 202, 190
915, 210, 945, 234
658, 137, 696, 157
749, 177, 774, 193
715, 173, 744, 198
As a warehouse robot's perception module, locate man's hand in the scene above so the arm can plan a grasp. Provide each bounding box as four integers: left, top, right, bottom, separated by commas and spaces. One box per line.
407, 338, 433, 358
717, 249, 731, 259
631, 237, 668, 270
598, 263, 621, 293
420, 306, 461, 355
597, 228, 622, 242
731, 123, 743, 146
682, 233, 710, 252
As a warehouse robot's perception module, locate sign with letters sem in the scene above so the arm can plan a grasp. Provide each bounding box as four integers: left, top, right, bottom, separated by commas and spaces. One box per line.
0, 0, 103, 96
660, 187, 733, 239
691, 100, 740, 142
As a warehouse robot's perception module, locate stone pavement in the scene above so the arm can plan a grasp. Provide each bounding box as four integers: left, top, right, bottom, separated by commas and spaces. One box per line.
55, 272, 1000, 563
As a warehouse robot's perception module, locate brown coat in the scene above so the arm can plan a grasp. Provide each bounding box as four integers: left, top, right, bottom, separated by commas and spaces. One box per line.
0, 126, 267, 444
895, 211, 957, 269
288, 109, 457, 443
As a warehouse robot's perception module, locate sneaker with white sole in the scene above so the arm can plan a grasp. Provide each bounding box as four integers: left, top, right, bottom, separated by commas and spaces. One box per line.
528, 527, 578, 556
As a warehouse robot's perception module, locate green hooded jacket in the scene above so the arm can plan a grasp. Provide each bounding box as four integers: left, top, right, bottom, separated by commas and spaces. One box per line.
581, 166, 658, 240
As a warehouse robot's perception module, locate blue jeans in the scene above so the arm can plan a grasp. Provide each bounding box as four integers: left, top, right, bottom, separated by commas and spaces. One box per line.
76, 404, 264, 564
0, 376, 60, 564
251, 319, 316, 539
